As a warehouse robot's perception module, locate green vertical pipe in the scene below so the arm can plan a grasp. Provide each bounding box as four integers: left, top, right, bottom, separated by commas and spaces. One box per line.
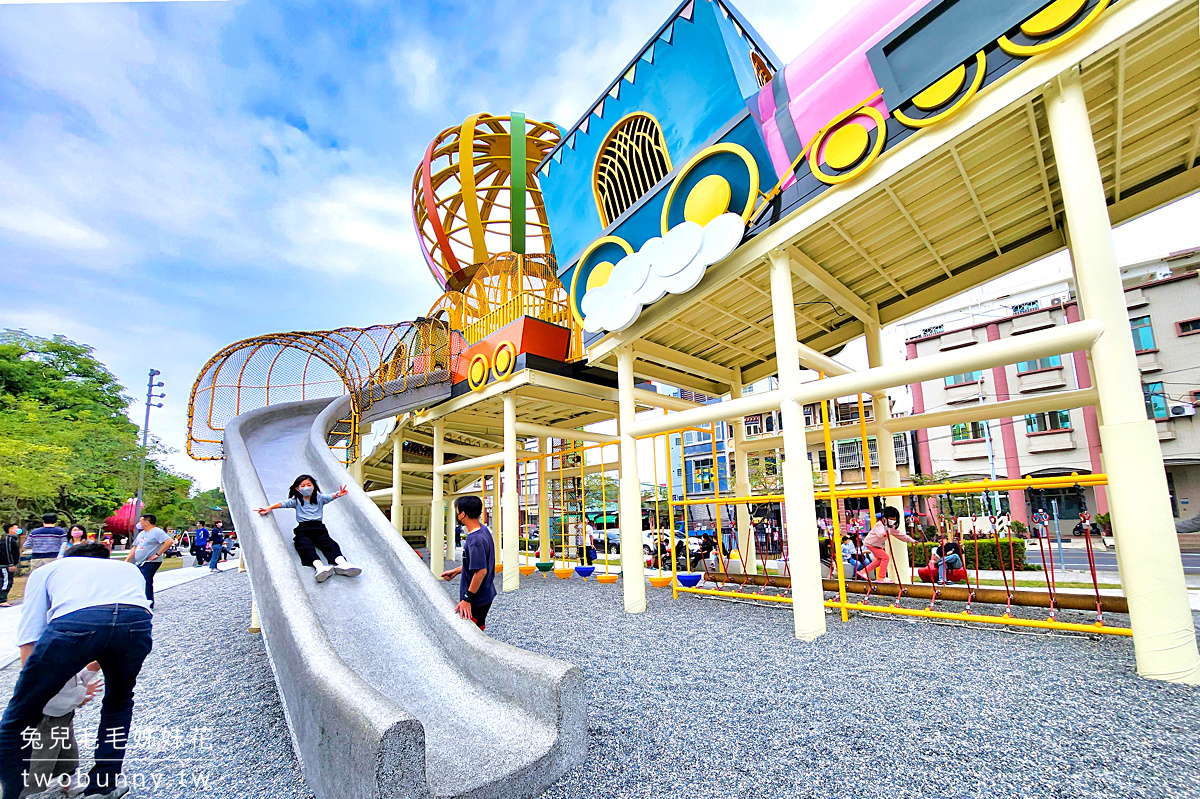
510, 111, 527, 254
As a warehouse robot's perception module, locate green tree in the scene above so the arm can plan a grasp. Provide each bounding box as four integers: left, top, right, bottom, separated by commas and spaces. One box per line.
0, 330, 207, 532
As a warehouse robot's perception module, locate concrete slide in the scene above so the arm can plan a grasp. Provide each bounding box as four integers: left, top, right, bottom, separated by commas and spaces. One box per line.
221, 392, 586, 799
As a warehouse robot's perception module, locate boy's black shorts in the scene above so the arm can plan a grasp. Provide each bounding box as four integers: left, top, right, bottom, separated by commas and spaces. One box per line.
471, 602, 491, 630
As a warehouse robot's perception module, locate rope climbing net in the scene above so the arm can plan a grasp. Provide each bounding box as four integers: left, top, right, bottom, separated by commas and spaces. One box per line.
187, 318, 461, 463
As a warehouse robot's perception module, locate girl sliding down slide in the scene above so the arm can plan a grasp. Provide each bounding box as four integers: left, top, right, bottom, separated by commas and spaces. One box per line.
256, 474, 362, 583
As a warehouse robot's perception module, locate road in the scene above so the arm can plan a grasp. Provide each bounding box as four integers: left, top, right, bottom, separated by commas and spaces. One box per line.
1025, 541, 1200, 576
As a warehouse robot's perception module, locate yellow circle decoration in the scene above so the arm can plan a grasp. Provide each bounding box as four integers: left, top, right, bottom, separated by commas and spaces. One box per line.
467, 353, 490, 392
660, 142, 759, 235
808, 105, 887, 186
893, 51, 987, 130
821, 123, 871, 171
683, 175, 732, 226
568, 235, 634, 327
586, 261, 615, 291
1021, 0, 1087, 36
998, 0, 1109, 57
491, 341, 517, 382
912, 64, 967, 111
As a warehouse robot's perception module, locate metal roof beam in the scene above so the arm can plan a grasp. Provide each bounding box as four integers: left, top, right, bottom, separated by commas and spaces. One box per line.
784, 245, 874, 322
631, 340, 737, 385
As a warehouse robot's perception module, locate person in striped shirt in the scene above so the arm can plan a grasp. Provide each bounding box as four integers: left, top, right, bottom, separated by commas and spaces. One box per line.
24, 513, 68, 571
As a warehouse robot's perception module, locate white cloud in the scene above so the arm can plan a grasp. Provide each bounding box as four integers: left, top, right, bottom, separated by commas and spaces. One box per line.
390, 43, 440, 112
583, 213, 744, 333
273, 176, 426, 282
0, 206, 109, 249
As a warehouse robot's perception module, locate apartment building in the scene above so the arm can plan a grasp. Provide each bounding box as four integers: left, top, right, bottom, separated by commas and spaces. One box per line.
665, 379, 914, 529
900, 249, 1200, 524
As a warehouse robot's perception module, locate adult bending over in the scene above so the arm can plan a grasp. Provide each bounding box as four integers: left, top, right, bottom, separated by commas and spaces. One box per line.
0, 542, 152, 799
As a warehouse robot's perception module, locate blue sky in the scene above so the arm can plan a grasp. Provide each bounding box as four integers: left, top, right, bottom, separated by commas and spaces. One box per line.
1, 0, 1197, 491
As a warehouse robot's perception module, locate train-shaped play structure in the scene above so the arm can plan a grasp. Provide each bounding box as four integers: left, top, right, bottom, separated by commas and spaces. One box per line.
187, 1, 1200, 797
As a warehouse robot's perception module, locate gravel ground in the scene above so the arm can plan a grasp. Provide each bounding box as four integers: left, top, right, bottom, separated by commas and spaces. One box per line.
3, 571, 1198, 799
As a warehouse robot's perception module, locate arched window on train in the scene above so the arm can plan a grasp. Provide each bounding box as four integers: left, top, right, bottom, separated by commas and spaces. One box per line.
750, 51, 773, 88
592, 113, 672, 228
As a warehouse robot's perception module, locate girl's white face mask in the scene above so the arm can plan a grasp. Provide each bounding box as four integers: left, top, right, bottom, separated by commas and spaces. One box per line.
298, 486, 314, 497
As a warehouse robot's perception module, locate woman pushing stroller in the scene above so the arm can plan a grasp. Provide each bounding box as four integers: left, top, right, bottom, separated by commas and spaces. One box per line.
256, 474, 362, 582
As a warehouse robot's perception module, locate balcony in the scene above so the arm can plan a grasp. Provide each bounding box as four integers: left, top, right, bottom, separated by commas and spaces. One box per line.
1026, 429, 1076, 453
1016, 367, 1067, 393
1011, 310, 1056, 335
945, 379, 984, 405
1136, 351, 1163, 373
951, 439, 989, 460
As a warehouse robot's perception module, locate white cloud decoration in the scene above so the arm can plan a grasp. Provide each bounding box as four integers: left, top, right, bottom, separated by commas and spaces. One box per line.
581, 212, 746, 333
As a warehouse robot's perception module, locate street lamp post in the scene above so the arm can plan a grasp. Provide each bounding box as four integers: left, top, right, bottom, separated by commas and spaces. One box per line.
135, 369, 166, 518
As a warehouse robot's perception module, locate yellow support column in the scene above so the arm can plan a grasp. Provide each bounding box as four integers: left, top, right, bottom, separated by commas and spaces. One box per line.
729, 372, 758, 574
538, 436, 550, 561
391, 429, 404, 536
768, 249, 826, 641
1045, 67, 1199, 683
616, 345, 647, 613
866, 307, 910, 584
430, 420, 446, 577
502, 394, 521, 591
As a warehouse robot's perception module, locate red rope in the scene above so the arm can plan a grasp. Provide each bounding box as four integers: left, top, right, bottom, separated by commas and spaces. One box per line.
1080, 512, 1104, 623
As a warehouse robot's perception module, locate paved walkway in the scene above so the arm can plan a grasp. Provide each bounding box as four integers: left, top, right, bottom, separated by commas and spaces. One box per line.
0, 556, 242, 668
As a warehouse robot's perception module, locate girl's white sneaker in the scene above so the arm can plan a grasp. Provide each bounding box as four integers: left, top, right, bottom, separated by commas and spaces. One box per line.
334, 557, 361, 577
314, 563, 336, 582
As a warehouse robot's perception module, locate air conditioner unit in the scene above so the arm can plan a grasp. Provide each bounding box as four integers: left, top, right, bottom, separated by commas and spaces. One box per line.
1050, 297, 1063, 307
1169, 402, 1196, 418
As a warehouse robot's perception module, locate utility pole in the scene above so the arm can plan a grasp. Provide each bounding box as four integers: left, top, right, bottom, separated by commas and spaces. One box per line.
135, 369, 166, 517
980, 381, 999, 514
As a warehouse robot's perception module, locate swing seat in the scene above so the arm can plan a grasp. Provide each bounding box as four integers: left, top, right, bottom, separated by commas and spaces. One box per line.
648, 576, 673, 588
596, 574, 619, 584
494, 564, 504, 574
534, 561, 555, 573
553, 568, 573, 579
676, 573, 703, 588
518, 565, 537, 577
574, 566, 595, 580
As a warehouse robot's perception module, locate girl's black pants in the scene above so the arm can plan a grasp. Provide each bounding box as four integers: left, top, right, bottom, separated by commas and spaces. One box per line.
293, 521, 343, 565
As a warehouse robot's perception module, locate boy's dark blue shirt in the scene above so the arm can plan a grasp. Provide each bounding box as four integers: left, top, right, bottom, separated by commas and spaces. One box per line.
460, 524, 497, 607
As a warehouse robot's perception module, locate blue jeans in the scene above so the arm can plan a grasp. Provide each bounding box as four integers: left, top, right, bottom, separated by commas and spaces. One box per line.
939, 553, 963, 582
137, 560, 161, 607
209, 546, 222, 570
0, 604, 153, 797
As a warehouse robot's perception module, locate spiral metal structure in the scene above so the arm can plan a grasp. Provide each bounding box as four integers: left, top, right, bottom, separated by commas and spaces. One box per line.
412, 113, 560, 292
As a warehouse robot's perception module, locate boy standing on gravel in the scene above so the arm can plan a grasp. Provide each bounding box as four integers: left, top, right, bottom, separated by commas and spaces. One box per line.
439, 496, 496, 632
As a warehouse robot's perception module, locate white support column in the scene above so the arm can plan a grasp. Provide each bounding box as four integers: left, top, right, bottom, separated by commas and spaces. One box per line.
1046, 67, 1199, 684
446, 499, 456, 561
430, 420, 446, 577
391, 430, 404, 536
729, 372, 757, 573
538, 436, 550, 562
768, 249, 826, 641
616, 346, 647, 613
866, 307, 910, 584
502, 394, 520, 591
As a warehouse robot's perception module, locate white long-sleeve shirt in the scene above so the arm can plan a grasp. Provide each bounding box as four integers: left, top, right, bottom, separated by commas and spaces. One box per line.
17, 558, 150, 647
43, 668, 103, 718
